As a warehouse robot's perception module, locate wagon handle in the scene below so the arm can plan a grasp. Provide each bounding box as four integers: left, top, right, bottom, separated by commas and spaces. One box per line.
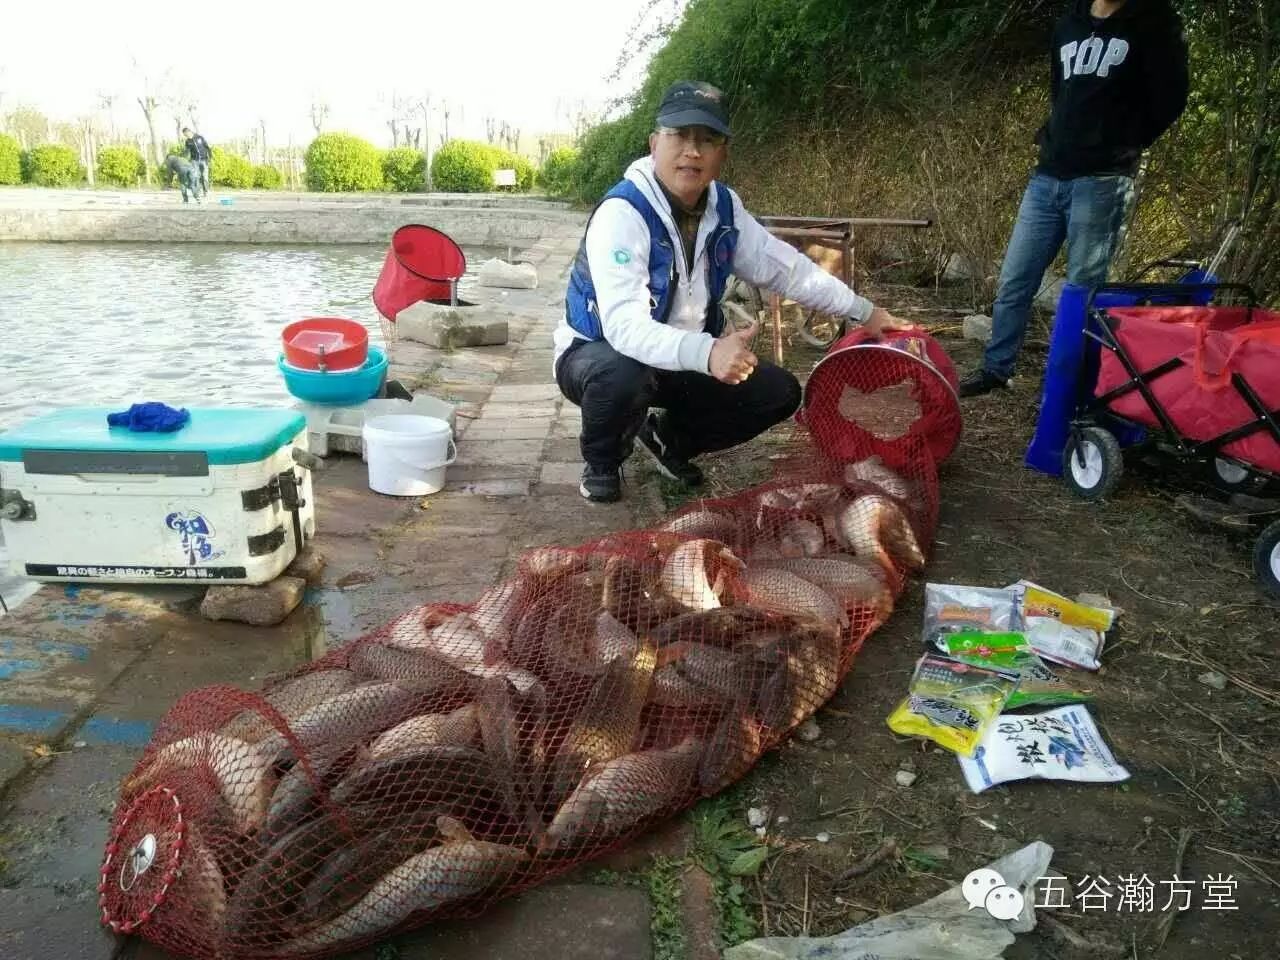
1085, 281, 1258, 314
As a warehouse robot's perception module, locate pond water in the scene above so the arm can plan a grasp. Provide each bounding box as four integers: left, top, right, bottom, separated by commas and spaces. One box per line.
0, 242, 499, 432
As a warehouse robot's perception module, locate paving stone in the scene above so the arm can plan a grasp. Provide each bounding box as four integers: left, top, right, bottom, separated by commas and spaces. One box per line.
396, 301, 510, 347
455, 438, 546, 467
461, 418, 553, 441
478, 258, 539, 289
0, 746, 139, 893
200, 576, 306, 626
480, 401, 559, 420
544, 438, 583, 462
442, 478, 532, 497
552, 419, 584, 440
313, 458, 419, 536
446, 462, 542, 483
0, 885, 123, 960
394, 884, 651, 960
540, 461, 584, 486
0, 739, 29, 794
489, 383, 561, 402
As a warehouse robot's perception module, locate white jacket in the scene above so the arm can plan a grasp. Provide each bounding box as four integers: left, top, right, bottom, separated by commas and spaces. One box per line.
553, 156, 875, 373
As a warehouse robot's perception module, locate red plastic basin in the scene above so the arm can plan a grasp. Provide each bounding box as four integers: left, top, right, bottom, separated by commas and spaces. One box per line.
281, 318, 369, 372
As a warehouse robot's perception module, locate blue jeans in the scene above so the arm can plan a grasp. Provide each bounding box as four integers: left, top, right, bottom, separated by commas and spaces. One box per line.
983, 172, 1133, 380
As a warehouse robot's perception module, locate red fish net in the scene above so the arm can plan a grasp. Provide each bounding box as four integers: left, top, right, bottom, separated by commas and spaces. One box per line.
101, 329, 961, 958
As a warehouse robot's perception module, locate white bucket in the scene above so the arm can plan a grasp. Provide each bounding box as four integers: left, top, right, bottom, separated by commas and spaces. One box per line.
362, 415, 456, 496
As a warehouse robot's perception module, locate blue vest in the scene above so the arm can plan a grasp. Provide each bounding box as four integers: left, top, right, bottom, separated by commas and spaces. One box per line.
565, 178, 739, 341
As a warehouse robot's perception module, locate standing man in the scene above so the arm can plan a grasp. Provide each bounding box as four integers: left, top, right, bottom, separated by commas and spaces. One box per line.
556, 81, 909, 503
183, 127, 212, 196
959, 0, 1189, 397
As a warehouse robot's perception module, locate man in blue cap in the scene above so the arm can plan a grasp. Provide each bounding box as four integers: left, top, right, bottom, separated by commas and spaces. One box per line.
556, 80, 908, 503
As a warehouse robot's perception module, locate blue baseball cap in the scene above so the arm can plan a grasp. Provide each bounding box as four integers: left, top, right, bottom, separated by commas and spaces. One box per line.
655, 81, 731, 138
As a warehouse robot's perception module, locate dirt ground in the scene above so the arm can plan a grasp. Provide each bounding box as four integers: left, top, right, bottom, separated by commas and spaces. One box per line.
636, 280, 1280, 959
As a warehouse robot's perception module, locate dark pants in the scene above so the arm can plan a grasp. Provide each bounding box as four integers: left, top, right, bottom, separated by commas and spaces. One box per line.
555, 338, 802, 470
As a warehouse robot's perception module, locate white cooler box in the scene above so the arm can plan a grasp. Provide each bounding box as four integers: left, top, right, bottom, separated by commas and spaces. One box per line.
0, 408, 316, 585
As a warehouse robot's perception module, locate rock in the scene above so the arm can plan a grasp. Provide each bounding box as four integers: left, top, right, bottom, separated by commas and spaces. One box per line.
200, 576, 306, 626
1198, 670, 1228, 691
747, 807, 769, 829
478, 258, 538, 290
943, 253, 982, 282
395, 301, 509, 348
1034, 276, 1067, 311
816, 831, 831, 844
895, 769, 918, 788
796, 719, 821, 742
284, 546, 326, 585
962, 313, 993, 342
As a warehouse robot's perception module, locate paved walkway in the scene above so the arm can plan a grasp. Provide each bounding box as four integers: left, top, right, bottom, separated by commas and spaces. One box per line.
0, 228, 715, 960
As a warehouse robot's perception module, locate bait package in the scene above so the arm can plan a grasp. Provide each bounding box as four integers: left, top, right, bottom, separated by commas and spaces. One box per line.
923, 583, 1023, 652
957, 704, 1130, 793
941, 632, 1092, 710
887, 654, 1018, 757
1011, 580, 1116, 671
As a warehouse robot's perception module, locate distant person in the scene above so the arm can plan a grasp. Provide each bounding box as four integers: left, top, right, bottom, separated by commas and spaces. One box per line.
959, 0, 1189, 398
164, 154, 202, 203
183, 127, 212, 195
555, 80, 910, 503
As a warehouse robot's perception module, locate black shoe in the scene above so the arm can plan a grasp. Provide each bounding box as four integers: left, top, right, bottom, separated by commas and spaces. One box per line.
958, 368, 1008, 398
580, 464, 622, 502
636, 413, 704, 487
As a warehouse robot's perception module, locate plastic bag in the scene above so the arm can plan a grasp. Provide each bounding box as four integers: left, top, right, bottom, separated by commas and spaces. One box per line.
941, 632, 1091, 710
923, 583, 1023, 652
887, 655, 1018, 757
1012, 581, 1115, 671
958, 704, 1130, 793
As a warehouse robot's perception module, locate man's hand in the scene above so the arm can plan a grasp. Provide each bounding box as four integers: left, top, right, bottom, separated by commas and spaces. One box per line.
709, 321, 759, 385
863, 306, 912, 340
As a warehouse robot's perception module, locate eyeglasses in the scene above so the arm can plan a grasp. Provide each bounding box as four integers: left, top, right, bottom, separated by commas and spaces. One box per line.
656, 127, 727, 149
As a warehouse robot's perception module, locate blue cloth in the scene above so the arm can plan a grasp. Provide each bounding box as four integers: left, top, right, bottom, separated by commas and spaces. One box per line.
983, 172, 1134, 380
107, 403, 191, 433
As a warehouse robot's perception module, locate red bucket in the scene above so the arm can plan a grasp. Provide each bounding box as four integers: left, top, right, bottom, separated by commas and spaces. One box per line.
281, 317, 369, 371
799, 326, 962, 467
372, 224, 467, 322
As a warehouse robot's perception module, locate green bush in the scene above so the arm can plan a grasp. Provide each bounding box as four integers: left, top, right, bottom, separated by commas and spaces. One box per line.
304, 133, 383, 192
211, 148, 254, 189
430, 140, 535, 193
0, 134, 21, 185
24, 144, 84, 187
96, 145, 146, 187
253, 164, 284, 189
430, 140, 495, 192
538, 147, 579, 197
570, 115, 650, 203
508, 152, 535, 192
382, 147, 426, 192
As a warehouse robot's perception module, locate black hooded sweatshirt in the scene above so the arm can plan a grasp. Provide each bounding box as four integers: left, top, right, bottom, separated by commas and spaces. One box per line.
1035, 0, 1189, 180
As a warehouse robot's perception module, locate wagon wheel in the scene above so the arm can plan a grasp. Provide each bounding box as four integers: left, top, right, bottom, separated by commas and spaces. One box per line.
1254, 520, 1280, 600
1062, 427, 1124, 500
798, 309, 848, 349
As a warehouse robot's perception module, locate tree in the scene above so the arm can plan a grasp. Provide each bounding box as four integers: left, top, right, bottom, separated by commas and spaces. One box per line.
5, 105, 52, 150
309, 100, 328, 137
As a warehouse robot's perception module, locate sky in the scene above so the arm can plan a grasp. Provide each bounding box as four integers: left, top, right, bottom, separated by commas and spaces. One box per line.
0, 0, 683, 151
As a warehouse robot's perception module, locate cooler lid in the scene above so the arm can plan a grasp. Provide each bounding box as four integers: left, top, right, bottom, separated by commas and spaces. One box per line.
0, 408, 306, 465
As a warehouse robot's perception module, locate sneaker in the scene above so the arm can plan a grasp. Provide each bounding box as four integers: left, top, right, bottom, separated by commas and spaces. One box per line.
636, 413, 704, 487
580, 464, 622, 503
958, 368, 1008, 398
